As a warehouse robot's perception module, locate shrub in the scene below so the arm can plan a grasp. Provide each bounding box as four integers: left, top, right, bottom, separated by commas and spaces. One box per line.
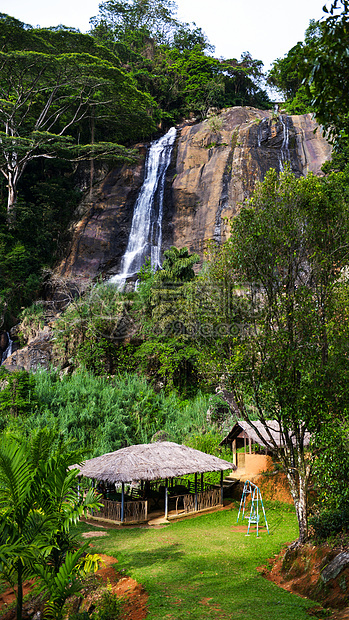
309, 508, 349, 541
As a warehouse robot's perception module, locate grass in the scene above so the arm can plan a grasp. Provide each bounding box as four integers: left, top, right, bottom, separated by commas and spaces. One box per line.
75, 501, 319, 620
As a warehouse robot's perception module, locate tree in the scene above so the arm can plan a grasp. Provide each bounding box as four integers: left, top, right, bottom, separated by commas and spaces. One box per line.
267, 20, 320, 114
90, 3, 270, 122
90, 0, 178, 45
134, 248, 201, 391
0, 14, 154, 214
213, 167, 349, 542
0, 428, 101, 619
222, 52, 270, 109
300, 1, 349, 139
0, 368, 39, 421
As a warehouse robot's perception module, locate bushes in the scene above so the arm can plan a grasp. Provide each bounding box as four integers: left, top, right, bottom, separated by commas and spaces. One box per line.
15, 369, 216, 455
309, 509, 349, 541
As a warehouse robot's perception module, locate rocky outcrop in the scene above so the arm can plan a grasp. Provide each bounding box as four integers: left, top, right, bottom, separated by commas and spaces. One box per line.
58, 107, 332, 280
2, 326, 53, 372
171, 108, 331, 254
57, 148, 147, 279
321, 551, 349, 584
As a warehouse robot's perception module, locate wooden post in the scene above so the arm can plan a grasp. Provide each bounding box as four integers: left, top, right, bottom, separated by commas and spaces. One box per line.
233, 439, 237, 466
201, 472, 204, 492
91, 479, 95, 515
121, 482, 125, 524
244, 430, 246, 453
220, 471, 224, 505
165, 479, 168, 519
194, 473, 198, 511
249, 436, 252, 454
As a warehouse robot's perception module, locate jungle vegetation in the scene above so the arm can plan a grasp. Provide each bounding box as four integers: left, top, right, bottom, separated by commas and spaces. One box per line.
1, 0, 349, 564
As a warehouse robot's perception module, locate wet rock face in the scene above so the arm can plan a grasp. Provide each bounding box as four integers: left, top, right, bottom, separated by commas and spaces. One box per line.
57, 149, 146, 279
2, 327, 53, 373
0, 331, 8, 354
58, 108, 332, 279
170, 108, 332, 255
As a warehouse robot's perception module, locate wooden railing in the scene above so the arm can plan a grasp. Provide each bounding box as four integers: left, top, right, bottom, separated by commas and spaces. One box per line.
174, 488, 221, 515
96, 498, 148, 523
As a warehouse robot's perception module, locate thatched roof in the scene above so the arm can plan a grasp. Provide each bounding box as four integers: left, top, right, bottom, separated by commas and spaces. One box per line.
74, 441, 236, 484
220, 420, 311, 449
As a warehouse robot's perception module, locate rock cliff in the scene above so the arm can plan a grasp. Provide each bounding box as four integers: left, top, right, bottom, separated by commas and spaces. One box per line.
58, 107, 332, 280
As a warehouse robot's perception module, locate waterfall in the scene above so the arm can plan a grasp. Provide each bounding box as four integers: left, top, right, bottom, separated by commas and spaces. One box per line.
257, 117, 268, 148
109, 127, 177, 288
1, 332, 13, 365
278, 115, 290, 172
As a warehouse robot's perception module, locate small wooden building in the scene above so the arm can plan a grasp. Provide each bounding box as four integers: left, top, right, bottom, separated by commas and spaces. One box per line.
220, 420, 311, 471
74, 441, 236, 524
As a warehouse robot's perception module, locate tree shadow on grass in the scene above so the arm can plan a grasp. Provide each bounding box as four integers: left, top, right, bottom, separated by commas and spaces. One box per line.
118, 543, 185, 570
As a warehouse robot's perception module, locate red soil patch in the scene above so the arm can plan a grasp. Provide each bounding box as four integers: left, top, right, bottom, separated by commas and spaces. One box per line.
0, 580, 38, 618
260, 542, 349, 615
257, 471, 294, 504
95, 555, 148, 620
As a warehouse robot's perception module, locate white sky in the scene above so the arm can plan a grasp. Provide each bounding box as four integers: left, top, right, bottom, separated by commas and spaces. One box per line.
0, 0, 327, 69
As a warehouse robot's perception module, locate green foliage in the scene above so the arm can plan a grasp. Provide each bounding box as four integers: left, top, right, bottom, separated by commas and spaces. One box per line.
267, 21, 319, 113
0, 16, 155, 212
68, 586, 122, 620
300, 1, 349, 140
204, 166, 349, 541
0, 367, 219, 455
0, 369, 39, 423
312, 422, 349, 511
91, 2, 270, 123
28, 370, 167, 451
185, 429, 226, 456
309, 508, 349, 541
92, 588, 122, 620
18, 301, 45, 344
53, 282, 127, 373
134, 247, 201, 391
0, 428, 101, 620
90, 0, 178, 46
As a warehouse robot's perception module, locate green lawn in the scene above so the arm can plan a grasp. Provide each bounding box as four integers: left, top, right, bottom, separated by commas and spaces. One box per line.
77, 502, 318, 620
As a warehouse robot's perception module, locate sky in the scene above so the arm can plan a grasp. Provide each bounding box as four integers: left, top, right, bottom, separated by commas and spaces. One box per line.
0, 0, 327, 69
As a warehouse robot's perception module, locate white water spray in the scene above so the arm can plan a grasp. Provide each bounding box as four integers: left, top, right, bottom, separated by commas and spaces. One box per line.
1, 332, 12, 365
278, 115, 290, 172
109, 127, 176, 288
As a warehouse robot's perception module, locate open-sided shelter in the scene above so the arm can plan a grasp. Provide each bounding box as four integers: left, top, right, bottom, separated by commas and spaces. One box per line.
75, 441, 236, 524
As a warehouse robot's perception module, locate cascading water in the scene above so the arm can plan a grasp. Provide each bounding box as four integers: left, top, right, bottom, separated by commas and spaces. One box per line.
257, 117, 268, 148
0, 331, 12, 365
109, 127, 177, 288
278, 114, 290, 172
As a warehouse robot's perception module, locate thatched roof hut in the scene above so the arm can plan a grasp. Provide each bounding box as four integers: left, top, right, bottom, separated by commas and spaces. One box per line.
220, 420, 311, 451
74, 441, 236, 484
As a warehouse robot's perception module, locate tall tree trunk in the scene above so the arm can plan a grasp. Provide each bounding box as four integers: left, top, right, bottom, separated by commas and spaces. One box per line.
16, 559, 23, 620
286, 469, 308, 543
7, 172, 17, 213
89, 109, 95, 200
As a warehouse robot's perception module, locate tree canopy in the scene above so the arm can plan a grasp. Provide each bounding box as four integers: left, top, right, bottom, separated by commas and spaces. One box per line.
0, 13, 155, 213
207, 167, 349, 541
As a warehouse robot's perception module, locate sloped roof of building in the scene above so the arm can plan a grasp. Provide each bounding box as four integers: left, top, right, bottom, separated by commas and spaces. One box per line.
73, 441, 236, 484
220, 420, 311, 449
